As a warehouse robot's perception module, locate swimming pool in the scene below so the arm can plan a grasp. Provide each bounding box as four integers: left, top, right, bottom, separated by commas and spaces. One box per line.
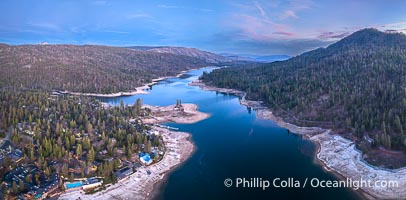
65, 181, 83, 189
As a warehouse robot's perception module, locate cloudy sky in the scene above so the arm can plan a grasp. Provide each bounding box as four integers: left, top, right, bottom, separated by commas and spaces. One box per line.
1, 0, 406, 55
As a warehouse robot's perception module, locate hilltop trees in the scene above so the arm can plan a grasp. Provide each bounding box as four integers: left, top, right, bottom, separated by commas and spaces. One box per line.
0, 44, 208, 94
201, 29, 406, 152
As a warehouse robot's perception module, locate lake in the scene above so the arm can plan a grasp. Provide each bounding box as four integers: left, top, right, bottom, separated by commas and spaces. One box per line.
100, 67, 358, 200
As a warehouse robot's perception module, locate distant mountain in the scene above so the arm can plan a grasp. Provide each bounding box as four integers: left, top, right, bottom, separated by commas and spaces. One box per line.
219, 53, 291, 63
201, 28, 406, 167
0, 44, 208, 93
128, 46, 231, 64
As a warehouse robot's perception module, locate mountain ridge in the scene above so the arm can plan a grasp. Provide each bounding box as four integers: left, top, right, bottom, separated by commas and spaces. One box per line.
219, 53, 291, 63
0, 44, 209, 93
201, 28, 406, 168
127, 46, 231, 63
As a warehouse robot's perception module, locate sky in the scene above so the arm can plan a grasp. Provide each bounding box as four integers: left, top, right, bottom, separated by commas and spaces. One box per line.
0, 0, 406, 55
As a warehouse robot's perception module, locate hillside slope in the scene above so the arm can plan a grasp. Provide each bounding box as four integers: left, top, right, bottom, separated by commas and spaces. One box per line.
128, 46, 230, 63
201, 29, 406, 166
0, 44, 207, 93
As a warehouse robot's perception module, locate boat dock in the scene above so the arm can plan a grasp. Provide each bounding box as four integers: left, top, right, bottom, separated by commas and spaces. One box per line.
155, 124, 179, 131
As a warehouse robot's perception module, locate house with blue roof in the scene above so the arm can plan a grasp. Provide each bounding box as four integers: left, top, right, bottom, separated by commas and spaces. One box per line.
140, 153, 152, 165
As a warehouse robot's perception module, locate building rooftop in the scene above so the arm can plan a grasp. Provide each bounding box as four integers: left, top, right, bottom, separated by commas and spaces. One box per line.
115, 166, 133, 179
140, 153, 152, 162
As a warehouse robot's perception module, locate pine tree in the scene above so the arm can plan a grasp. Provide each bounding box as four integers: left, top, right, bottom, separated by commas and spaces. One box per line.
19, 180, 25, 191
76, 144, 82, 157
135, 98, 142, 115
395, 116, 404, 136
12, 181, 18, 193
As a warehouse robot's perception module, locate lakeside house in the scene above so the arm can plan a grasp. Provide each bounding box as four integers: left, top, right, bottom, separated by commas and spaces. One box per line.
21, 173, 60, 200
115, 166, 133, 180
64, 178, 103, 192
82, 178, 103, 190
140, 153, 152, 165
82, 181, 102, 190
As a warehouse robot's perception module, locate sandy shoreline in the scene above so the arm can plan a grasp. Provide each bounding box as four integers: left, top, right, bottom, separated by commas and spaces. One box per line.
142, 103, 210, 124
63, 69, 195, 97
189, 80, 406, 200
148, 133, 197, 200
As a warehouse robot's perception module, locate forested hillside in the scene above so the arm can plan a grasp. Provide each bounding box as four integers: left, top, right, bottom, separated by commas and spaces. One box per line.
128, 46, 231, 63
201, 29, 406, 156
0, 44, 208, 94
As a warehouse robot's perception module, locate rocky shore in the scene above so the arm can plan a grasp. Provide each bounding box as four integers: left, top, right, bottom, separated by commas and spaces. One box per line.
142, 103, 210, 124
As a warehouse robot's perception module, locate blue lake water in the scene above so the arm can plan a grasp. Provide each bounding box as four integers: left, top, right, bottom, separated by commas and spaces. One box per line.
100, 67, 358, 200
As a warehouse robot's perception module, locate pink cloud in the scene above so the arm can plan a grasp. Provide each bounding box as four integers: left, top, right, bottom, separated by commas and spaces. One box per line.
318, 31, 350, 39
233, 14, 294, 41
273, 31, 294, 36
226, 0, 322, 42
